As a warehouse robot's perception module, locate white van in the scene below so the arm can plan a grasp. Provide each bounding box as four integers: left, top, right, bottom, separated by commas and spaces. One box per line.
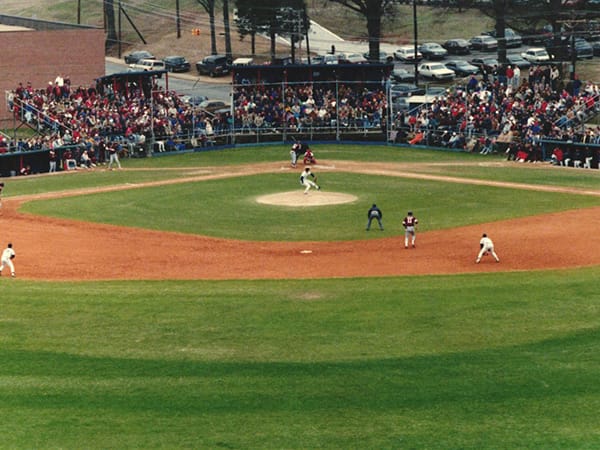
129, 58, 166, 73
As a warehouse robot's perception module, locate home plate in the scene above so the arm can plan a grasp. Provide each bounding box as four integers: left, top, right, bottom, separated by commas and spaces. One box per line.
300, 250, 313, 254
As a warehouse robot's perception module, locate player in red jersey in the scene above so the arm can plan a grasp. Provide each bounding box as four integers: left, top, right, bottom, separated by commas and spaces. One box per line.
402, 211, 418, 248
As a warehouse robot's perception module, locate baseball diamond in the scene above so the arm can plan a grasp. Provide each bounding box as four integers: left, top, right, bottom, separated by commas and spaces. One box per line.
1, 160, 599, 281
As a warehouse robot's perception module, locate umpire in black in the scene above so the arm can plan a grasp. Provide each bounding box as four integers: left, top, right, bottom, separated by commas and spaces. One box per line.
366, 204, 384, 231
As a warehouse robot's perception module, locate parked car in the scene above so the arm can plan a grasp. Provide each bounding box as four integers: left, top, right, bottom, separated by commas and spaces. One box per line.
521, 25, 553, 45
267, 55, 294, 65
469, 57, 499, 74
442, 38, 471, 55
274, 55, 294, 65
124, 50, 155, 64
128, 59, 166, 76
393, 46, 423, 62
592, 40, 600, 56
425, 86, 448, 97
338, 53, 368, 64
232, 57, 254, 66
570, 37, 594, 59
362, 51, 394, 63
163, 55, 191, 72
310, 54, 339, 65
417, 62, 455, 80
505, 54, 531, 70
483, 28, 522, 48
418, 42, 448, 60
322, 54, 341, 64
198, 99, 230, 113
390, 83, 425, 98
196, 55, 231, 77
391, 97, 410, 112
444, 60, 479, 77
390, 68, 416, 82
469, 35, 498, 51
521, 47, 551, 63
180, 95, 208, 106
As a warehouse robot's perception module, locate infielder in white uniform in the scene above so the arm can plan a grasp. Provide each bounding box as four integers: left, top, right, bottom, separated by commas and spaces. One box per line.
476, 233, 500, 263
0, 243, 16, 277
299, 167, 320, 194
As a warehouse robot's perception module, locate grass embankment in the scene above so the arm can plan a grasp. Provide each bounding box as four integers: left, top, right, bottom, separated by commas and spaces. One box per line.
1, 269, 600, 448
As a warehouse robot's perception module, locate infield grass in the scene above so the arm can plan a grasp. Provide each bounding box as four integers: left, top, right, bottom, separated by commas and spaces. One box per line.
2, 145, 600, 448
19, 145, 600, 241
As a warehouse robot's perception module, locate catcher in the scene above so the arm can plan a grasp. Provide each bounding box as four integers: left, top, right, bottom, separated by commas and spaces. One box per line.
303, 148, 317, 165
299, 167, 320, 194
0, 243, 16, 277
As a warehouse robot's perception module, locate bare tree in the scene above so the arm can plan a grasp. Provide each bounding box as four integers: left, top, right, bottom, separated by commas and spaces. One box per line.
234, 7, 260, 56
104, 0, 118, 50
236, 0, 306, 62
223, 0, 233, 59
326, 0, 395, 62
197, 0, 218, 55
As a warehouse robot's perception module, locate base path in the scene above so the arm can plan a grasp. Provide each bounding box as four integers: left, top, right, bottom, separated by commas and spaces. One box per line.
2, 161, 599, 281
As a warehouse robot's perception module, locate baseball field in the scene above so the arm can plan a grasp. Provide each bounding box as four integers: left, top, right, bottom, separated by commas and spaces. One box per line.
1, 144, 600, 448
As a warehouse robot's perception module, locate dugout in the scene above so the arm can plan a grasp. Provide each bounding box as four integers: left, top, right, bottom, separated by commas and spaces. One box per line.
0, 144, 89, 177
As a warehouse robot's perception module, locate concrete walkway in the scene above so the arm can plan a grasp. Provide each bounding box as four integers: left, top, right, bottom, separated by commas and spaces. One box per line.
282, 20, 397, 57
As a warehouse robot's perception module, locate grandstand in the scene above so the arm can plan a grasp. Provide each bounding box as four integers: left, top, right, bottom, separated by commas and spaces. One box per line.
2, 61, 600, 175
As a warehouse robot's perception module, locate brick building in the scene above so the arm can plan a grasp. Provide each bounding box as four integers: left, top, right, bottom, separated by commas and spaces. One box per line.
0, 14, 105, 124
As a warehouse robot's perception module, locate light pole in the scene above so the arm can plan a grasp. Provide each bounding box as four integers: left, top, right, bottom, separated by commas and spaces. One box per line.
413, 0, 419, 86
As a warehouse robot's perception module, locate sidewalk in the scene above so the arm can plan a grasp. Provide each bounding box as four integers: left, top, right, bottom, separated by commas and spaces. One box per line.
282, 20, 397, 57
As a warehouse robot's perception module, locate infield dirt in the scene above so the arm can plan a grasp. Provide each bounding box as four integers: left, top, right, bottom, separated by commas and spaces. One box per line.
3, 160, 599, 281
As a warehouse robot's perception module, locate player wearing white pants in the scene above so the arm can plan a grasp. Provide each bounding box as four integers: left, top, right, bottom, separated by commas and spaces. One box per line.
402, 211, 418, 248
300, 167, 320, 194
476, 233, 500, 263
290, 149, 297, 167
0, 243, 16, 277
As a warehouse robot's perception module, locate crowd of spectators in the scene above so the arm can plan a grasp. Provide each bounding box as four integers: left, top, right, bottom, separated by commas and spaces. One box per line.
3, 65, 600, 170
5, 75, 219, 165
392, 65, 600, 167
232, 82, 387, 134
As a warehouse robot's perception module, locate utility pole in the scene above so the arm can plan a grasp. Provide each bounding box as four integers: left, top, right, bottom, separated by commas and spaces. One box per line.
570, 29, 576, 80
176, 0, 181, 38
413, 0, 419, 86
557, 17, 585, 81
223, 0, 232, 60
118, 0, 122, 59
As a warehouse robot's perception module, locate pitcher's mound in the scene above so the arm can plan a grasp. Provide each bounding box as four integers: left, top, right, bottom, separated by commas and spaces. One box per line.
256, 191, 358, 207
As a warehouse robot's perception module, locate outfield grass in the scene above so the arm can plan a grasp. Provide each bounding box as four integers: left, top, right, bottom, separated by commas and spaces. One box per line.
1, 145, 600, 448
1, 269, 600, 448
